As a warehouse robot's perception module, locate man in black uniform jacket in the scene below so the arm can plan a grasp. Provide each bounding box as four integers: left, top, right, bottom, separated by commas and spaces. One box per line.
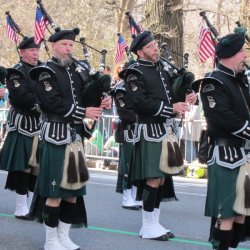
196, 33, 249, 250
120, 31, 197, 241
31, 28, 111, 250
0, 37, 41, 220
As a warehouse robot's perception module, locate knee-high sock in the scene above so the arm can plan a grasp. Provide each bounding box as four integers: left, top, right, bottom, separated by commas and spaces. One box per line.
142, 185, 158, 212
28, 174, 37, 193
59, 200, 76, 224
43, 205, 60, 228
211, 227, 233, 250
230, 223, 245, 248
155, 185, 163, 209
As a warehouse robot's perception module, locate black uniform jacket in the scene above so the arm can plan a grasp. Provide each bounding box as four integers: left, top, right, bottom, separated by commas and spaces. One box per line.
114, 80, 137, 143
200, 63, 250, 168
6, 60, 40, 137
120, 59, 175, 142
30, 57, 92, 145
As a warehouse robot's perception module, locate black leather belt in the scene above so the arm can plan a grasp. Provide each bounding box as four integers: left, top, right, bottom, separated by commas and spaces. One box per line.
42, 113, 82, 125
42, 113, 71, 123
13, 107, 38, 117
210, 137, 244, 147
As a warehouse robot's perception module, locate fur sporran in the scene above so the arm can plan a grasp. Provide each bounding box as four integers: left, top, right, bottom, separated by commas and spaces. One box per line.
60, 140, 89, 190
198, 127, 209, 164
159, 133, 184, 175
233, 162, 250, 215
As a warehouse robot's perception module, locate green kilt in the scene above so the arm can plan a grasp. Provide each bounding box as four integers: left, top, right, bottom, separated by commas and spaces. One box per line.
130, 137, 177, 202
131, 137, 166, 181
0, 131, 33, 171
38, 141, 86, 198
205, 162, 239, 218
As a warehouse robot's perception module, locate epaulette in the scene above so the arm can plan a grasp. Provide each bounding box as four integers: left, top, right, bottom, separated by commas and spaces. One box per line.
119, 67, 142, 80
7, 68, 25, 79
29, 65, 56, 81
192, 75, 223, 93
128, 62, 139, 69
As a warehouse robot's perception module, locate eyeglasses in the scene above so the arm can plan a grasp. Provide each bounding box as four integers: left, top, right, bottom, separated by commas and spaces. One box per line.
144, 42, 159, 49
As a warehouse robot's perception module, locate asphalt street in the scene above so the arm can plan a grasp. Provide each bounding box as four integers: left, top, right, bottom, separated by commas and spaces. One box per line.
0, 169, 250, 250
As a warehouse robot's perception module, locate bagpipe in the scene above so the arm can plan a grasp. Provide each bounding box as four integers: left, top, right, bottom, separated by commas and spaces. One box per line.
199, 11, 221, 42
36, 0, 111, 108
160, 44, 195, 103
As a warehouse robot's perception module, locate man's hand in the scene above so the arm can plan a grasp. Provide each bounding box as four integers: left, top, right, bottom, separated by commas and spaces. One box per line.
173, 102, 190, 115
100, 96, 112, 109
85, 107, 103, 121
185, 92, 197, 104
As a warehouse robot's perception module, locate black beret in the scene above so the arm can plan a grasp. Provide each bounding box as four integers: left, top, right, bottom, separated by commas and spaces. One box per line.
0, 66, 7, 83
130, 31, 154, 54
215, 33, 245, 59
17, 37, 41, 49
48, 27, 80, 42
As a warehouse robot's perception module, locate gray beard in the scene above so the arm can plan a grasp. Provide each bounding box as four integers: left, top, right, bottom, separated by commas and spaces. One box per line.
57, 57, 73, 68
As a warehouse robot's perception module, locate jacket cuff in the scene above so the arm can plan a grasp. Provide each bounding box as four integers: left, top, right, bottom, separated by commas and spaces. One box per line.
153, 101, 173, 118
64, 105, 86, 122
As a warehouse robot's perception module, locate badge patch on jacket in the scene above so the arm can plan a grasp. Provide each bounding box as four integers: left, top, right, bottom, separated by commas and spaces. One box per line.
207, 96, 216, 108
39, 72, 51, 81
10, 74, 20, 80
127, 74, 137, 82
129, 82, 138, 92
44, 81, 52, 91
202, 83, 215, 93
13, 80, 20, 88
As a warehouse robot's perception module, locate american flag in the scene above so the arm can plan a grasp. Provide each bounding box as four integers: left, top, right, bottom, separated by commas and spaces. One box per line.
6, 15, 20, 43
199, 23, 215, 63
115, 34, 128, 64
128, 17, 144, 36
34, 6, 49, 44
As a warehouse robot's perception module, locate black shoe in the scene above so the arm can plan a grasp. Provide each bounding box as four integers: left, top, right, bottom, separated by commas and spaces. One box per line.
151, 234, 169, 241
166, 232, 175, 238
15, 213, 34, 221
122, 205, 141, 210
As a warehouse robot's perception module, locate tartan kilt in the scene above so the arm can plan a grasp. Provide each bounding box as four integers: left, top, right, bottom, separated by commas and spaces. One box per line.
205, 162, 239, 218
0, 131, 34, 171
116, 142, 133, 193
131, 137, 166, 181
129, 137, 177, 202
38, 140, 86, 198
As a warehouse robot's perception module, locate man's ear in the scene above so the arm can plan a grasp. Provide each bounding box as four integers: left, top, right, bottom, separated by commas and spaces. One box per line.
19, 49, 24, 57
137, 49, 143, 58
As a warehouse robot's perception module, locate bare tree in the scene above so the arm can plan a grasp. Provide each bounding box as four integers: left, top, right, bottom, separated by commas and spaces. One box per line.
144, 0, 184, 66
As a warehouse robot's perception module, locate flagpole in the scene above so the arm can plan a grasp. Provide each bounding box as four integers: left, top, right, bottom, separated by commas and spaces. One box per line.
5, 11, 23, 58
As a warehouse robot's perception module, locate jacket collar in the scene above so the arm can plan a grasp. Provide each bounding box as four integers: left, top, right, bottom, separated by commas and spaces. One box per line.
20, 59, 36, 68
138, 59, 156, 67
216, 63, 236, 77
